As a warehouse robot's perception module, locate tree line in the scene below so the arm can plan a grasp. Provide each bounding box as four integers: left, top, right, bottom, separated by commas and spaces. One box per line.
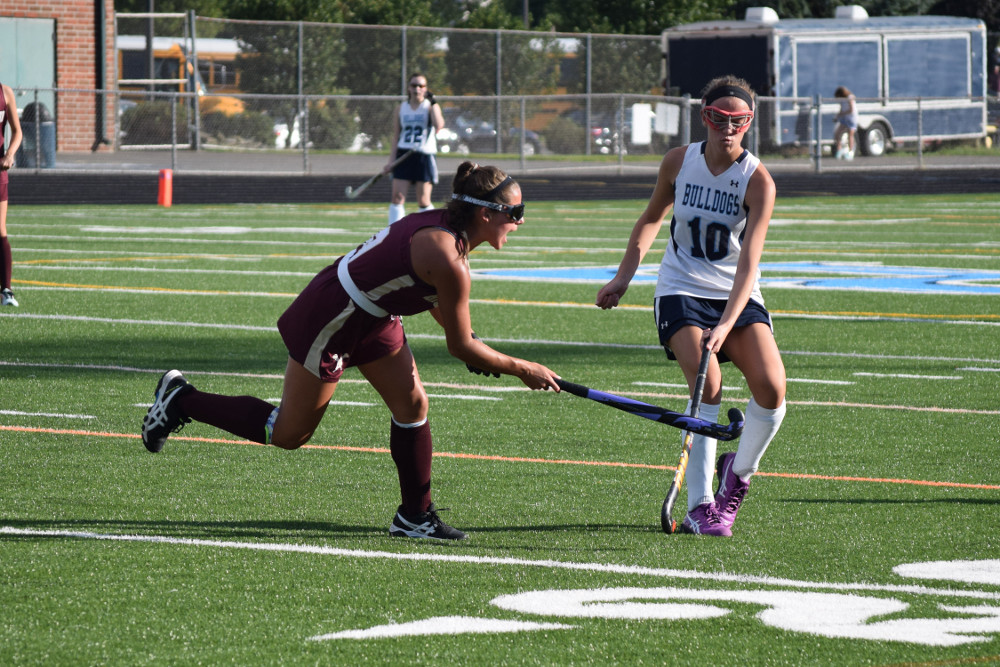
115, 0, 999, 35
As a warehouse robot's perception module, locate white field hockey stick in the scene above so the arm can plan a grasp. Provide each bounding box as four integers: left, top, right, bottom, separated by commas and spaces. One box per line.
661, 346, 712, 534
344, 149, 414, 199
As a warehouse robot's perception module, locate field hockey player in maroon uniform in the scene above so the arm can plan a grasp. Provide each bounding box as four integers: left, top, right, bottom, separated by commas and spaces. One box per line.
0, 81, 22, 307
141, 162, 560, 541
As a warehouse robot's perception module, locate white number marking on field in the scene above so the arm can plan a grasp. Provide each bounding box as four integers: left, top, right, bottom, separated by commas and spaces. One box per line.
491, 588, 1000, 647
317, 558, 1000, 646
2, 533, 998, 645
308, 617, 572, 641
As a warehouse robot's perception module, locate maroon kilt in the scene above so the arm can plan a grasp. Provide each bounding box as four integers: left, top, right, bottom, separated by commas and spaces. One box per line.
277, 259, 406, 382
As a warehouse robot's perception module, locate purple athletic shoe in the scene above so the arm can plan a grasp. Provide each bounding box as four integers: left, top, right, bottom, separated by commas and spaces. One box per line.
715, 452, 750, 529
679, 502, 732, 537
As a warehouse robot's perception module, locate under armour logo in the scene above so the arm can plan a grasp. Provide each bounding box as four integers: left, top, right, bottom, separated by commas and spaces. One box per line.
730, 179, 739, 188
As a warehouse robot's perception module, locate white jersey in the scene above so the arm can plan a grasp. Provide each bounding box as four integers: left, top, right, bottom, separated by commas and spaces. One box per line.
397, 99, 437, 154
655, 142, 763, 304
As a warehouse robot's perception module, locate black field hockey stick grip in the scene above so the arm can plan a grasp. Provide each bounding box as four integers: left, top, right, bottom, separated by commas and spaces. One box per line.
555, 378, 743, 441
661, 347, 712, 534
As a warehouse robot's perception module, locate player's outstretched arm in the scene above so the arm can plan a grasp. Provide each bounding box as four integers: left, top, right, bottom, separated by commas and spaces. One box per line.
596, 147, 684, 310
418, 229, 559, 390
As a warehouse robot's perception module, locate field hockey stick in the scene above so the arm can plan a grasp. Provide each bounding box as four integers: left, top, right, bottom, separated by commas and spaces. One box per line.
661, 346, 712, 534
555, 379, 744, 441
344, 149, 414, 199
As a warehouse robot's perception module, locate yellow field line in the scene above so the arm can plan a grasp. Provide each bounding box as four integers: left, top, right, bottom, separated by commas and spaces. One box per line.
10, 279, 999, 322
13, 278, 296, 297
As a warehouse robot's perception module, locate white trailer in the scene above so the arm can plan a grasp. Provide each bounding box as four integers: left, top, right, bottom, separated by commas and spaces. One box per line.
662, 6, 989, 155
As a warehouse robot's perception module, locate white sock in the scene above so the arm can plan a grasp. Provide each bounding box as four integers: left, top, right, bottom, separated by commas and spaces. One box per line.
264, 407, 280, 445
686, 402, 719, 511
733, 398, 786, 480
391, 416, 428, 428
418, 203, 434, 212
388, 203, 406, 224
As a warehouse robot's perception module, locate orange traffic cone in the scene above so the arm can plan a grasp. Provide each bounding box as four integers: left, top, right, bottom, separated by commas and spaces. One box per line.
158, 169, 173, 207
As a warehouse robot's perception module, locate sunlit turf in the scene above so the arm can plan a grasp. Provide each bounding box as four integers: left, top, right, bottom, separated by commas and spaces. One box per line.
1, 193, 999, 665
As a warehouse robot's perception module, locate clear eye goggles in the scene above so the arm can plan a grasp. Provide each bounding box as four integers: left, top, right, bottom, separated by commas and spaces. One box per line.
702, 106, 754, 132
452, 194, 525, 222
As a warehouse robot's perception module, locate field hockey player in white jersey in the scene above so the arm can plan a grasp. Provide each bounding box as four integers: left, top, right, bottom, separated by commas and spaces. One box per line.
596, 75, 787, 537
384, 73, 445, 224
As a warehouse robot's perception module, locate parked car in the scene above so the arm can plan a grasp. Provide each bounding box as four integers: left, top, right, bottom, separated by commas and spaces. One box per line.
505, 126, 543, 156
434, 124, 470, 155
439, 108, 542, 155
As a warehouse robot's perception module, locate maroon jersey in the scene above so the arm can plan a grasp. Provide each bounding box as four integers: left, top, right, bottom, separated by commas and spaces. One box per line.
277, 210, 466, 381
0, 83, 9, 197
340, 209, 466, 317
0, 83, 8, 160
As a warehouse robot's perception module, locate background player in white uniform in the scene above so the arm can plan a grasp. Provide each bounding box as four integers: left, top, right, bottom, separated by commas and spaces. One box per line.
384, 73, 444, 224
596, 75, 786, 537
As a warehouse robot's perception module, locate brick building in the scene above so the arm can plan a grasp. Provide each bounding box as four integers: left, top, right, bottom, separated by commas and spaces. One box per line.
1, 0, 115, 151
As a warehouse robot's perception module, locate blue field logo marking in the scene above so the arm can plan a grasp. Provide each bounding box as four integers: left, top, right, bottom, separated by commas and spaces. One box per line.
473, 262, 1000, 296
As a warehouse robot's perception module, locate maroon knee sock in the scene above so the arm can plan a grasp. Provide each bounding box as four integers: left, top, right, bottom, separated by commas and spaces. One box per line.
1, 236, 11, 289
390, 419, 433, 515
177, 389, 276, 444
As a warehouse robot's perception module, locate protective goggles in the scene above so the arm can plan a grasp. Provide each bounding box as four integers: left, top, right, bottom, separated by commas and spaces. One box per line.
452, 194, 525, 222
702, 106, 754, 132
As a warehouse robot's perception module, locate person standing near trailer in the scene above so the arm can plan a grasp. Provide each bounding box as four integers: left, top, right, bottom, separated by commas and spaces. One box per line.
0, 82, 23, 307
833, 86, 859, 160
596, 75, 787, 537
385, 73, 445, 224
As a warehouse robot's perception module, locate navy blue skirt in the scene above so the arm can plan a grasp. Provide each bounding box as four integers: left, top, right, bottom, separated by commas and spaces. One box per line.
653, 294, 773, 362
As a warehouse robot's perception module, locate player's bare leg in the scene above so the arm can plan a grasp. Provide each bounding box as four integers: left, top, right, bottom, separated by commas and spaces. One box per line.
715, 323, 787, 529
269, 357, 337, 449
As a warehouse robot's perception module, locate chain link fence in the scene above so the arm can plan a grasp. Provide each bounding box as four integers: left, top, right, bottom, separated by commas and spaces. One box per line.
107, 12, 672, 168
11, 14, 999, 174
17, 83, 995, 175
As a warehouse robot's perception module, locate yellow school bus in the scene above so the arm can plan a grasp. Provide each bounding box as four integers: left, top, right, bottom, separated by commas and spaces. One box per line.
116, 35, 244, 115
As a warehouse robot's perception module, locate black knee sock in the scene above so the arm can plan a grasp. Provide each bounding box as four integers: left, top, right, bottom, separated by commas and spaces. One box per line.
1, 236, 11, 290
177, 389, 276, 444
390, 419, 433, 515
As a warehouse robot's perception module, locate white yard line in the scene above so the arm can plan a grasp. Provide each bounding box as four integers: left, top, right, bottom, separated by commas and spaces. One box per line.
853, 372, 963, 380
1, 526, 997, 601
3, 360, 997, 417
2, 314, 1000, 365
0, 410, 95, 420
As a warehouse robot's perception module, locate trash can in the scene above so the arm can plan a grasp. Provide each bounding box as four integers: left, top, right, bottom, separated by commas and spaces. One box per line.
16, 102, 56, 169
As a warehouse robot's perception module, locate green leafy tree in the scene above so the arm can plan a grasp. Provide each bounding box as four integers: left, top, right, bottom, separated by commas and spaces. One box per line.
929, 0, 1000, 30
586, 36, 663, 94
445, 1, 561, 95
115, 0, 227, 15
509, 0, 735, 33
